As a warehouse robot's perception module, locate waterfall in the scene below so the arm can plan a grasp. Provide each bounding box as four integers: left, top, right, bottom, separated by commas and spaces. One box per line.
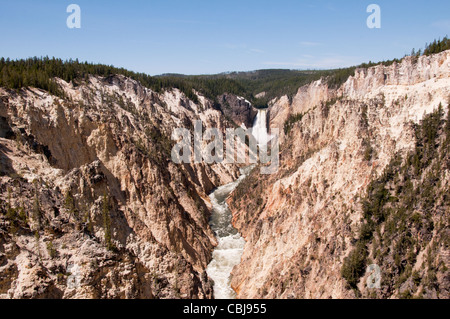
252, 108, 272, 145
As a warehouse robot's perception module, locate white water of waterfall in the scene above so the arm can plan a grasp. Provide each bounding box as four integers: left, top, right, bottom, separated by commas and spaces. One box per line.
206, 166, 254, 299
252, 108, 273, 145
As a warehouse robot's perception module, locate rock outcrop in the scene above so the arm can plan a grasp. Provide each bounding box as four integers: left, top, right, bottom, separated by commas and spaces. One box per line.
218, 94, 257, 128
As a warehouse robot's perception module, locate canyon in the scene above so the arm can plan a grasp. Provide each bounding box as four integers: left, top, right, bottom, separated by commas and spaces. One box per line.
0, 50, 449, 299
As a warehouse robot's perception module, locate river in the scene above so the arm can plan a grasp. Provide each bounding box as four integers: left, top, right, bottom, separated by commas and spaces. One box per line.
205, 165, 254, 299
206, 108, 269, 299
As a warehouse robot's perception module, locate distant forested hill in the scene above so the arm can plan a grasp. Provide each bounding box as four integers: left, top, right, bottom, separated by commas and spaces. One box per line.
1, 37, 448, 108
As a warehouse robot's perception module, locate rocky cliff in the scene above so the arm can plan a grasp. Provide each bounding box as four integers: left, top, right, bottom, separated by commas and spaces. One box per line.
0, 75, 242, 299
229, 51, 450, 299
218, 94, 257, 129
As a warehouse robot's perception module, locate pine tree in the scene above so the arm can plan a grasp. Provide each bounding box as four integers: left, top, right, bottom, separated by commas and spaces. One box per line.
64, 191, 77, 222
102, 193, 113, 251
32, 181, 42, 230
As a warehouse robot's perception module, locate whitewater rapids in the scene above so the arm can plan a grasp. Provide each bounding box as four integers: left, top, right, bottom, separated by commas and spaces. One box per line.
206, 166, 254, 299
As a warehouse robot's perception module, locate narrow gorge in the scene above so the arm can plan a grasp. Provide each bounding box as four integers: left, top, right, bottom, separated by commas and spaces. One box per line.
206, 166, 251, 299
206, 107, 270, 299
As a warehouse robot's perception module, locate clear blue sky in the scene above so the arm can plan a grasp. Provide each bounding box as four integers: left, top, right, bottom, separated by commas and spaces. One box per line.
0, 0, 449, 75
